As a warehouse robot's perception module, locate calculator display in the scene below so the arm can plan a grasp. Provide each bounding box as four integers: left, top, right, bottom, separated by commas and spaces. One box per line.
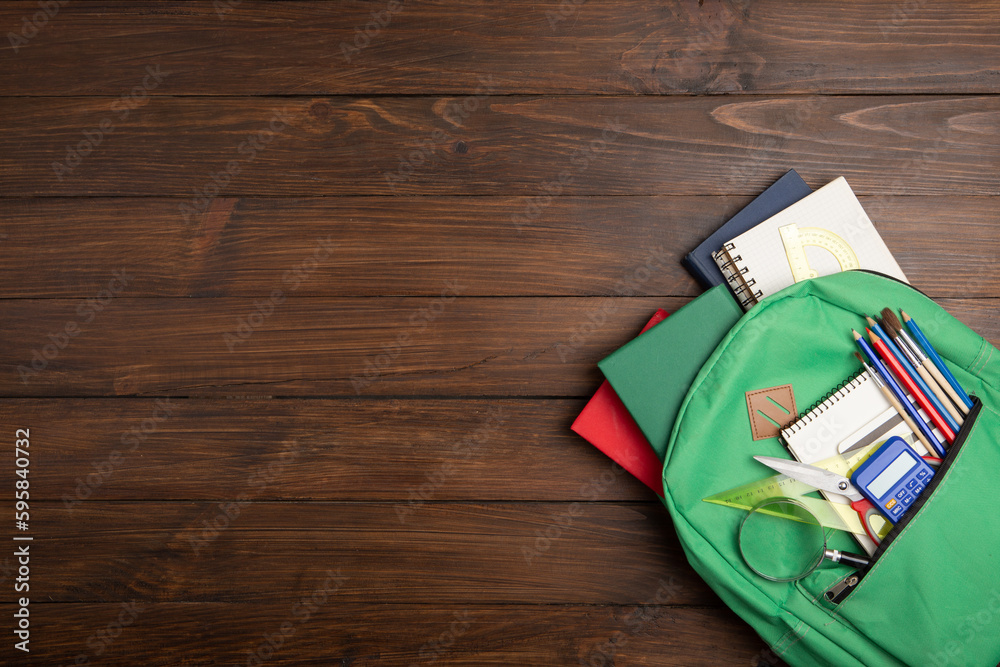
868, 452, 918, 498
852, 436, 936, 524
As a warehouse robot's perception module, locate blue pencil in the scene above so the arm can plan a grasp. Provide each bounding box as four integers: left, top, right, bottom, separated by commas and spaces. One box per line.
853, 329, 946, 457
866, 316, 961, 434
901, 310, 974, 411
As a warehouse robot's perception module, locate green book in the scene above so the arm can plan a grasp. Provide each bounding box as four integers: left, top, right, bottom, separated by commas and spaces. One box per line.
598, 285, 743, 461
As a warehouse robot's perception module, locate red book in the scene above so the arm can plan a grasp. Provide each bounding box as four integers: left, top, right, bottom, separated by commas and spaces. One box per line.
572, 310, 669, 496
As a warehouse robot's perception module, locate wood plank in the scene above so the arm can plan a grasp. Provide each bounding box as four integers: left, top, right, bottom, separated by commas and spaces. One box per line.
0, 501, 719, 606
0, 0, 997, 96
0, 296, 673, 397
0, 196, 704, 299
1, 196, 998, 298
6, 2, 985, 664
3, 297, 997, 397
0, 603, 773, 666
2, 96, 998, 197
0, 398, 659, 502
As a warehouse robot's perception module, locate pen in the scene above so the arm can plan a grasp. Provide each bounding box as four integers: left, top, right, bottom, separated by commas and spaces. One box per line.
880, 308, 963, 427
868, 328, 955, 445
901, 310, 974, 412
853, 329, 945, 457
866, 316, 961, 435
853, 352, 936, 456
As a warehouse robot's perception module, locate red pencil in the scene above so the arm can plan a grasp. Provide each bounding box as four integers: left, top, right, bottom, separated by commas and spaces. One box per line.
868, 328, 956, 444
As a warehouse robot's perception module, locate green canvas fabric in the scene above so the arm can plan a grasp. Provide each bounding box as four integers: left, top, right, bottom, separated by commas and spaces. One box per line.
660, 271, 1000, 667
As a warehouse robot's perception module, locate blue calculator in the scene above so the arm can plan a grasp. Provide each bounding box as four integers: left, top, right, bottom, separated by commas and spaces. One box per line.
851, 437, 935, 524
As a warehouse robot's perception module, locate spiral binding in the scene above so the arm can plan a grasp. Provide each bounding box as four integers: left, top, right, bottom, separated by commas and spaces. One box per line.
781, 370, 869, 435
713, 243, 762, 309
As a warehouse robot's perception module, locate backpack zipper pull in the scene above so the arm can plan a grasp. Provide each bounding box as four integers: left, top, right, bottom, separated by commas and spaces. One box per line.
824, 572, 861, 604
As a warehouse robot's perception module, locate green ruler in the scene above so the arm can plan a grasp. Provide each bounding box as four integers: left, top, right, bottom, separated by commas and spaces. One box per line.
702, 443, 885, 537
703, 473, 865, 535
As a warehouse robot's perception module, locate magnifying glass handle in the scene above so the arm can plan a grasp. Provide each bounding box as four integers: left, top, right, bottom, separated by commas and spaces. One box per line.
850, 498, 883, 545
825, 549, 870, 569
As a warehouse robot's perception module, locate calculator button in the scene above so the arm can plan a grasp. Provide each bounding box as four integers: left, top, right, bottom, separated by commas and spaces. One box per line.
907, 480, 917, 489
913, 485, 923, 495
895, 490, 907, 500
885, 498, 898, 510
917, 470, 929, 479
891, 505, 903, 516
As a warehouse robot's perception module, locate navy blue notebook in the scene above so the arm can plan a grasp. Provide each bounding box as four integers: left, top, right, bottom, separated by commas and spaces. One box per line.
682, 170, 812, 289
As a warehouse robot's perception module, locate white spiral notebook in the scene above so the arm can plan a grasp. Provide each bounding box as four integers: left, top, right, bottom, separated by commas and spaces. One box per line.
783, 373, 889, 458
713, 177, 908, 310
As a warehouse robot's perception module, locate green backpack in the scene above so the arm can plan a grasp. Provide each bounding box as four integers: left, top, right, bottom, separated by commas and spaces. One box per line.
660, 271, 1000, 667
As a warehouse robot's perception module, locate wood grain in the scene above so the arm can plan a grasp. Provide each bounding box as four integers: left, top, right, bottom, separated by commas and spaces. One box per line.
0, 296, 676, 397
1, 0, 997, 96
1, 196, 998, 298
2, 96, 998, 197
0, 398, 660, 501
0, 501, 713, 605
2, 297, 998, 398
0, 603, 767, 666
2, 0, 993, 663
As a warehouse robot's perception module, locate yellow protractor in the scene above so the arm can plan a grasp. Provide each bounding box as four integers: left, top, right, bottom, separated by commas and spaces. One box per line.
779, 223, 860, 283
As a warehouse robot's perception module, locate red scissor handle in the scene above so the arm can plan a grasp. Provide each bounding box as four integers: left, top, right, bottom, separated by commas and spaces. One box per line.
850, 498, 884, 545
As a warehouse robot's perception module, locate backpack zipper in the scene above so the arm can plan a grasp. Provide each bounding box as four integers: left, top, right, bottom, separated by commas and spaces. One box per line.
823, 268, 955, 603
824, 572, 861, 603
824, 399, 982, 604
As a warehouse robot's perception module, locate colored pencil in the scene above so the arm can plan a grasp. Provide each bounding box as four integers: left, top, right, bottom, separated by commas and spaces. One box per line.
853, 329, 945, 457
866, 316, 961, 435
868, 328, 955, 444
901, 310, 974, 412
880, 308, 963, 427
854, 352, 935, 456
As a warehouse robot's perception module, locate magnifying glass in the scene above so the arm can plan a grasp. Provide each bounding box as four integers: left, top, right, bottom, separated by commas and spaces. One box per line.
738, 498, 870, 582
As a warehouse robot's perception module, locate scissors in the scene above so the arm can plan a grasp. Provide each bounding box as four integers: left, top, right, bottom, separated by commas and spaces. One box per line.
753, 456, 885, 545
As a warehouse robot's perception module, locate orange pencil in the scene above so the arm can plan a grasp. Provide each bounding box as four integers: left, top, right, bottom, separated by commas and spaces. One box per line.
868, 328, 955, 444
853, 352, 935, 456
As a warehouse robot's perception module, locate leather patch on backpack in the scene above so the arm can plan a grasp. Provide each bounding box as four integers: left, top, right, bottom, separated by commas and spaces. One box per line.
746, 385, 797, 441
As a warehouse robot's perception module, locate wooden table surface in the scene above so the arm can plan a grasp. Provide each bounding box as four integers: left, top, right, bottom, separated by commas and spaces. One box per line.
1, 1, 998, 664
